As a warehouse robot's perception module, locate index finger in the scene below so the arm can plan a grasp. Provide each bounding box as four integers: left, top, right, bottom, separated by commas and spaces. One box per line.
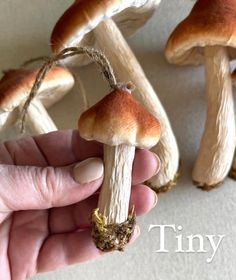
0, 130, 103, 167
0, 130, 159, 186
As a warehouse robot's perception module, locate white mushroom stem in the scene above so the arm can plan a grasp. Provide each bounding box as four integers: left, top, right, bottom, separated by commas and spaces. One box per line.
0, 111, 11, 129
192, 46, 235, 188
19, 99, 57, 134
94, 19, 179, 190
98, 144, 135, 224
0, 110, 18, 131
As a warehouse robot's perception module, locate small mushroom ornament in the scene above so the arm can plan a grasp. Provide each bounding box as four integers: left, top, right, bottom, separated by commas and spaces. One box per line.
78, 86, 161, 251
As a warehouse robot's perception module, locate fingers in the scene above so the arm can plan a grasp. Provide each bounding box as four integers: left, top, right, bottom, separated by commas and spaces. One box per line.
0, 131, 160, 186
0, 129, 160, 212
0, 158, 104, 211
0, 150, 159, 212
37, 227, 140, 273
130, 184, 158, 215
37, 230, 101, 273
33, 130, 103, 166
8, 210, 48, 280
132, 149, 160, 185
0, 129, 160, 187
49, 195, 98, 233
49, 185, 157, 234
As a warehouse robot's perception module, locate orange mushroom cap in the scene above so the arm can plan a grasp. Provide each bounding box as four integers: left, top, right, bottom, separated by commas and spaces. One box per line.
0, 66, 74, 112
165, 0, 236, 65
51, 0, 160, 56
78, 88, 161, 149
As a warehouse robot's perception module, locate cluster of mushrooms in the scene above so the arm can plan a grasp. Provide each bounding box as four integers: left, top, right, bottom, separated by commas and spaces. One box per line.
1, 0, 236, 250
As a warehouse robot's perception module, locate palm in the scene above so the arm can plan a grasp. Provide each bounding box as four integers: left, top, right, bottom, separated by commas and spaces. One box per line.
3, 199, 100, 278
0, 130, 158, 279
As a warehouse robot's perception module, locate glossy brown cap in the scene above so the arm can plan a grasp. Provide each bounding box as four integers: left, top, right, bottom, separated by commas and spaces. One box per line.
78, 88, 161, 148
165, 0, 236, 65
0, 67, 74, 112
51, 0, 160, 55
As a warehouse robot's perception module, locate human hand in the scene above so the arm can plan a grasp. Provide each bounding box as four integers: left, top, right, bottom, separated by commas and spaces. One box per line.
0, 130, 160, 280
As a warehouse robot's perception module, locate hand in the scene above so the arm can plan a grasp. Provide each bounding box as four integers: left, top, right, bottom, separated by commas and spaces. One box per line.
0, 130, 160, 280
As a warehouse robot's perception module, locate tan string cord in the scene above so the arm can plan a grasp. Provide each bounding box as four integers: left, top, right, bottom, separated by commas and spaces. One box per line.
20, 46, 117, 132
22, 56, 89, 111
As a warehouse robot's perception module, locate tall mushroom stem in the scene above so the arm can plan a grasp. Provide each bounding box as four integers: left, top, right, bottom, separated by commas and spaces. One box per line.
92, 144, 136, 251
192, 46, 235, 189
93, 19, 179, 192
20, 99, 57, 134
98, 144, 135, 223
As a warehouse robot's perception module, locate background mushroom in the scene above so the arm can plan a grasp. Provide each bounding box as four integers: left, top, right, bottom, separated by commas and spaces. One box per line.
165, 0, 236, 190
232, 69, 236, 87
0, 67, 74, 135
79, 86, 161, 251
51, 0, 161, 65
229, 68, 236, 179
51, 0, 179, 192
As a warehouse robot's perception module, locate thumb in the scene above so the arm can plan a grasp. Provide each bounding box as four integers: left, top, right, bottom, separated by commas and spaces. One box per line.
0, 158, 104, 211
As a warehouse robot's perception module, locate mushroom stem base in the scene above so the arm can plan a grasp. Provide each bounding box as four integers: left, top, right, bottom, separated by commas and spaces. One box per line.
194, 181, 223, 191
147, 170, 180, 193
91, 207, 136, 252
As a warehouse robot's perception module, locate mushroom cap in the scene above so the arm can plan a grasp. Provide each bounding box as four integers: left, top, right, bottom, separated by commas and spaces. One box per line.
51, 0, 160, 64
0, 66, 74, 112
78, 88, 161, 148
165, 0, 236, 65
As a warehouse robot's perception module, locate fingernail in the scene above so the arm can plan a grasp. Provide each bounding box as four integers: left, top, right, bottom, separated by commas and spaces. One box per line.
152, 192, 158, 208
73, 158, 104, 184
152, 153, 161, 175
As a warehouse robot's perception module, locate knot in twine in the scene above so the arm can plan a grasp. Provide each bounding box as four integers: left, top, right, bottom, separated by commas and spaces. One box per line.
20, 46, 135, 133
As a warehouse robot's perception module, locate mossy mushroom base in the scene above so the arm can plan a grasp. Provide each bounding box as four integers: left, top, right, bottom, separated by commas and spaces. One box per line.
91, 208, 136, 252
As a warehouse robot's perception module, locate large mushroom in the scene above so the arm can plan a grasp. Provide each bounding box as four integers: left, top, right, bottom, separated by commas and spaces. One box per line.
0, 67, 74, 135
232, 69, 236, 87
78, 86, 161, 251
51, 0, 179, 192
229, 68, 236, 179
165, 0, 236, 190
